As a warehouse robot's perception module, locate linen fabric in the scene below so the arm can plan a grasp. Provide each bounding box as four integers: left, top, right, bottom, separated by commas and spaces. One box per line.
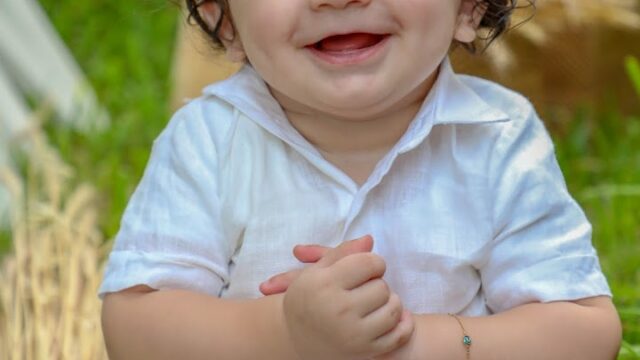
98, 58, 611, 315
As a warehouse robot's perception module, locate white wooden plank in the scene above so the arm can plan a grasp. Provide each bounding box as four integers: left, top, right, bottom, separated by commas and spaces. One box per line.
0, 65, 30, 138
0, 0, 109, 131
0, 0, 111, 228
0, 66, 28, 229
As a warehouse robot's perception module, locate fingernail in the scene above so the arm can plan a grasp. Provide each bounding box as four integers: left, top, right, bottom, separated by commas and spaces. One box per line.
356, 235, 372, 244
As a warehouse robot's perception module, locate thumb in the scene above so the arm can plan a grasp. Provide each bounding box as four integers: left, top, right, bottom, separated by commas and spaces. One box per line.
317, 235, 374, 267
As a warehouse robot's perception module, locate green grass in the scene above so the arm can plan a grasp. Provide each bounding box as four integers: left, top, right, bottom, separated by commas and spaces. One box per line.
0, 0, 638, 356
0, 231, 10, 255
552, 104, 640, 350
548, 59, 640, 354
627, 56, 640, 100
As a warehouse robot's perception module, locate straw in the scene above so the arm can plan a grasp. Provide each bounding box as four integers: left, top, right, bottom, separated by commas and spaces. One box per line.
0, 124, 109, 360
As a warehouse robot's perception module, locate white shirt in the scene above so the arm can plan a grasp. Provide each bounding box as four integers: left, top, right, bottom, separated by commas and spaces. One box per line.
98, 59, 611, 315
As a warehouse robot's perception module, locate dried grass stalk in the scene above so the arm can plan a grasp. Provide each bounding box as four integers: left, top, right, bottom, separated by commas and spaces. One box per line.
0, 125, 109, 360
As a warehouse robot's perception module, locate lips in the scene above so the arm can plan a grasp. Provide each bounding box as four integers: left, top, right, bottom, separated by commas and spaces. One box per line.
313, 33, 387, 52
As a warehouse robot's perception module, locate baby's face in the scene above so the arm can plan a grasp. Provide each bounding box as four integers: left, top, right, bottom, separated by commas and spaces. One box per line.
222, 0, 479, 120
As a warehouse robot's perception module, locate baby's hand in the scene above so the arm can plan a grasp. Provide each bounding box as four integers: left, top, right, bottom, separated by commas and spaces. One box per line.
282, 239, 414, 360
371, 312, 420, 360
260, 236, 371, 296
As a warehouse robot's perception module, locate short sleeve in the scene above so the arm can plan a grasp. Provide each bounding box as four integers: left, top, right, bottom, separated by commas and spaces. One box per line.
480, 107, 612, 313
98, 104, 234, 299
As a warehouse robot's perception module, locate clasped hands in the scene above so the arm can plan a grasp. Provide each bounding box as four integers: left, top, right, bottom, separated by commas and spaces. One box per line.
259, 236, 417, 360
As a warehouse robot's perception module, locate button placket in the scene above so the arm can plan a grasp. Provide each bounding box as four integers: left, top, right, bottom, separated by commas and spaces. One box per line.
340, 149, 401, 239
340, 116, 438, 238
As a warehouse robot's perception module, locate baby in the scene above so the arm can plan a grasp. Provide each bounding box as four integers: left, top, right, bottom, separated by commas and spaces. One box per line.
100, 0, 622, 359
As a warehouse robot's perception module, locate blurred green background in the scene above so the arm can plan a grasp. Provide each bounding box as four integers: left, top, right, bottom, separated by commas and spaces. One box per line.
0, 0, 638, 357
38, 0, 178, 240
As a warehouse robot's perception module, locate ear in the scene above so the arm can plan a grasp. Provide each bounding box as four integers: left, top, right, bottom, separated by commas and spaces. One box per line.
199, 2, 246, 62
454, 0, 488, 43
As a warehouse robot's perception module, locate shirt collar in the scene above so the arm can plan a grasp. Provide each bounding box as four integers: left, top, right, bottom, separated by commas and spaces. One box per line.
202, 57, 510, 153
431, 58, 510, 125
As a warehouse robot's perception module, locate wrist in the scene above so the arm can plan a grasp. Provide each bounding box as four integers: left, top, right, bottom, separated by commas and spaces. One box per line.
375, 312, 423, 360
404, 313, 425, 360
256, 294, 301, 360
410, 313, 472, 360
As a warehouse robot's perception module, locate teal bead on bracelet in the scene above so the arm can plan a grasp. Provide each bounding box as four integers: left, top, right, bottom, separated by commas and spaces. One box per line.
463, 336, 472, 346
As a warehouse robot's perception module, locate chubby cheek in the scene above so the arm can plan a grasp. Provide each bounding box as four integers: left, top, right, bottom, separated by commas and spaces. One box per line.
402, 0, 458, 54
232, 2, 298, 62
396, 0, 459, 36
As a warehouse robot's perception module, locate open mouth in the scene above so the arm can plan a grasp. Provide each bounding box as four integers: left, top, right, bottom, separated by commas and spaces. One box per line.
309, 33, 388, 53
305, 33, 390, 65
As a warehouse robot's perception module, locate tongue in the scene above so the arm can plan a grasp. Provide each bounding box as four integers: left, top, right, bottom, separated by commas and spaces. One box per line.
319, 33, 382, 52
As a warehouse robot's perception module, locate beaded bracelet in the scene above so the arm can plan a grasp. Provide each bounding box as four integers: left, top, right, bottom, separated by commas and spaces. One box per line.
448, 313, 472, 360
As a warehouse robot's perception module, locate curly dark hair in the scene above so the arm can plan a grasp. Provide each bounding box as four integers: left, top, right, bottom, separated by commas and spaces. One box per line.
185, 0, 534, 54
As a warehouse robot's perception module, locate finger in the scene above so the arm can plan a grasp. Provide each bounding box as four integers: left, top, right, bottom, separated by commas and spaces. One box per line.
331, 252, 386, 290
293, 245, 330, 263
369, 309, 415, 356
360, 292, 404, 340
317, 235, 374, 267
259, 269, 302, 296
293, 233, 373, 262
349, 278, 391, 317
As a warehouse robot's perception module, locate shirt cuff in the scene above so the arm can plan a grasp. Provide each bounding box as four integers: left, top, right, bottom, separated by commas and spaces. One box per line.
98, 250, 225, 300
484, 255, 613, 313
